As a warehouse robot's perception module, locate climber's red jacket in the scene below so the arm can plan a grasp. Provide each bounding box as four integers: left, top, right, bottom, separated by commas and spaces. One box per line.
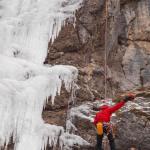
94, 101, 125, 125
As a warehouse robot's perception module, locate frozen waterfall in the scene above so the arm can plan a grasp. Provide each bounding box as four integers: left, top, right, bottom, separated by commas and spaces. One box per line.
0, 0, 83, 64
0, 0, 89, 150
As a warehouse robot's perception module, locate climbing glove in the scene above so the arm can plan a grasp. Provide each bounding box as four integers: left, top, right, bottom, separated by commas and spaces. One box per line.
123, 93, 135, 102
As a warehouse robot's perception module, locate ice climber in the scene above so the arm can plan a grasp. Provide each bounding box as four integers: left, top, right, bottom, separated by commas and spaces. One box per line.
94, 94, 135, 150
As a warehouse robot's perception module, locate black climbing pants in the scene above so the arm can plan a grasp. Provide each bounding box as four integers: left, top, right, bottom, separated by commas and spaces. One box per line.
96, 126, 116, 150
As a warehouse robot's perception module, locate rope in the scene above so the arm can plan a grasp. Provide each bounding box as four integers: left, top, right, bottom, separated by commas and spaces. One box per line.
104, 0, 108, 99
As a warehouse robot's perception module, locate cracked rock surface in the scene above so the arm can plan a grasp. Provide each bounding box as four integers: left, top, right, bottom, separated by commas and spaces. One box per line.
46, 0, 150, 98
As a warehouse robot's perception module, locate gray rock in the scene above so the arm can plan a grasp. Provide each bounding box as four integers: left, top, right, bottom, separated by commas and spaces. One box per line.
45, 0, 150, 149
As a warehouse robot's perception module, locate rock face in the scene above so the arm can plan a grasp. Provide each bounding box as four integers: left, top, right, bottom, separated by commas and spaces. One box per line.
114, 95, 150, 150
46, 0, 150, 98
44, 0, 150, 149
116, 110, 150, 150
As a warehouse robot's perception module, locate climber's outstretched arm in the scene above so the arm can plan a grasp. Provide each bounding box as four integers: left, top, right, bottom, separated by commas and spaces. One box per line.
108, 101, 125, 114
108, 94, 135, 113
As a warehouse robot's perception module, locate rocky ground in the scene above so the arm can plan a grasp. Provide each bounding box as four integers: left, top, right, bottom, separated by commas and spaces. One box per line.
43, 0, 150, 149
67, 88, 150, 150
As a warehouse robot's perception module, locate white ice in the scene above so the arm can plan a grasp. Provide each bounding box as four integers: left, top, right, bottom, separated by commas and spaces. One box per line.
0, 0, 89, 150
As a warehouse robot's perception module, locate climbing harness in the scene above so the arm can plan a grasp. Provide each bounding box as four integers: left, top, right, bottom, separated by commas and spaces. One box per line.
96, 122, 116, 137
104, 123, 114, 135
